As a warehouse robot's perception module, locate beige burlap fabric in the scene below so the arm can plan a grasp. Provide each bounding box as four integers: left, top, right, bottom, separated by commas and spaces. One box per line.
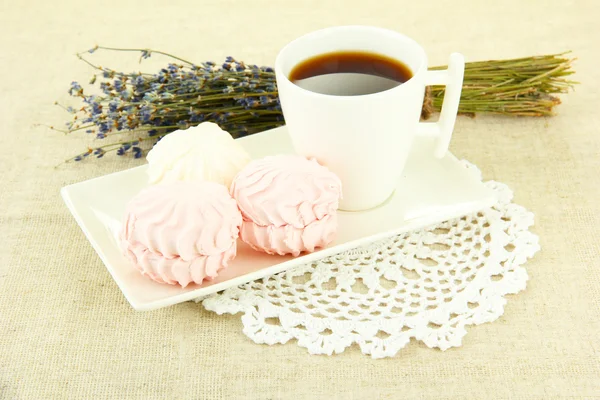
1, 0, 599, 398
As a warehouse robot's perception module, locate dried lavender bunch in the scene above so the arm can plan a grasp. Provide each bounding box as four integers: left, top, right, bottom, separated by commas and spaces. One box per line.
57, 46, 283, 161
57, 47, 575, 162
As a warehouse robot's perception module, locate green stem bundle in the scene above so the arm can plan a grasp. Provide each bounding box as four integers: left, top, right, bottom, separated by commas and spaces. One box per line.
422, 53, 576, 118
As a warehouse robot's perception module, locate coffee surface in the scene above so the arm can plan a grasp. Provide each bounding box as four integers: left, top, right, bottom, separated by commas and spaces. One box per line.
289, 51, 413, 95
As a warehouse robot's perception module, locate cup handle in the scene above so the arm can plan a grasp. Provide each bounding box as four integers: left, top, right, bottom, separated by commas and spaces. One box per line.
417, 53, 465, 158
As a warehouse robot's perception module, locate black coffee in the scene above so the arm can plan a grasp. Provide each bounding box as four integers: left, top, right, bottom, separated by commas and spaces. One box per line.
289, 51, 413, 96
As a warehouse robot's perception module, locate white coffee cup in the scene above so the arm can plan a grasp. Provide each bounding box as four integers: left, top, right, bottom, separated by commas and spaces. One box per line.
275, 26, 465, 211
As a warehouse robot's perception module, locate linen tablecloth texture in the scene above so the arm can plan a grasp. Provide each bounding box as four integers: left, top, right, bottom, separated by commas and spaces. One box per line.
1, 0, 598, 398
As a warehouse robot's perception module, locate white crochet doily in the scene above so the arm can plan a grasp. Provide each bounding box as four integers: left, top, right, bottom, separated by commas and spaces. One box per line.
200, 162, 540, 358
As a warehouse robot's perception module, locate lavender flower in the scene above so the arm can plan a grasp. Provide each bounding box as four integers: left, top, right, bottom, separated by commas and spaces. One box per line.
68, 82, 83, 96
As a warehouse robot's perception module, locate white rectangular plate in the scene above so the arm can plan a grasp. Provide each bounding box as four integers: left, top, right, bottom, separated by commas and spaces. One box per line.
62, 126, 497, 311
